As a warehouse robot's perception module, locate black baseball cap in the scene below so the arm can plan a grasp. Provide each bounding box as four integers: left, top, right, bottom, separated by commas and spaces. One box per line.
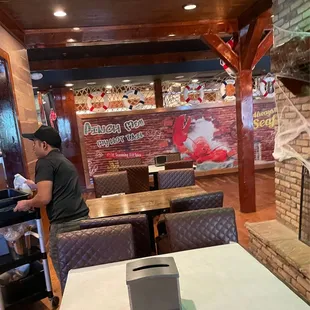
22, 125, 62, 148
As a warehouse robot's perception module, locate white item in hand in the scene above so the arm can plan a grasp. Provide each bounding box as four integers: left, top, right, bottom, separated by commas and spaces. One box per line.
13, 174, 32, 194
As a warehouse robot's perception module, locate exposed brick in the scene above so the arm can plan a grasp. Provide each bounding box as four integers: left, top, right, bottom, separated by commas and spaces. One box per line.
272, 255, 284, 268
279, 180, 291, 188
291, 183, 301, 191
297, 2, 310, 14
283, 265, 299, 280
281, 191, 291, 199
289, 14, 303, 26
291, 279, 307, 296
296, 140, 309, 147
302, 147, 310, 154
285, 176, 297, 184
278, 268, 292, 283
290, 171, 302, 179
301, 104, 310, 111
290, 0, 303, 10
286, 211, 298, 221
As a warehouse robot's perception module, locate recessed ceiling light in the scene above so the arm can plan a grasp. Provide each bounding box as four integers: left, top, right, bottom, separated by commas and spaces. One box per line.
87, 82, 96, 85
192, 79, 199, 83
54, 10, 67, 17
176, 75, 184, 79
183, 4, 197, 10
122, 79, 131, 83
168, 34, 176, 37
31, 73, 43, 80
106, 85, 112, 89
65, 83, 74, 87
150, 82, 154, 85
32, 86, 38, 89
73, 27, 80, 31
67, 38, 76, 43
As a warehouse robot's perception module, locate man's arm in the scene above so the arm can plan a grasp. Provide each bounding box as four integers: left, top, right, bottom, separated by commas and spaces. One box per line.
14, 181, 53, 212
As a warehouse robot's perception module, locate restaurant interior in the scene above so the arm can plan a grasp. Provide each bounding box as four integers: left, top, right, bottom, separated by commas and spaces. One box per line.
0, 0, 309, 309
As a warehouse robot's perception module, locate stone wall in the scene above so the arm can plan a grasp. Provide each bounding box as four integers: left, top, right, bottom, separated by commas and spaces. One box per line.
0, 26, 38, 179
273, 0, 310, 47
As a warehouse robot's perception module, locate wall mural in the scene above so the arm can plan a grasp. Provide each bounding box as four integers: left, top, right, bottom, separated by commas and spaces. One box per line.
81, 102, 276, 176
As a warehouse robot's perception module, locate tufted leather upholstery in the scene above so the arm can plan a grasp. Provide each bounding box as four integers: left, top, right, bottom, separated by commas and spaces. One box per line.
57, 224, 135, 292
119, 165, 149, 193
163, 152, 181, 162
118, 157, 142, 167
157, 208, 238, 254
93, 171, 130, 198
80, 214, 152, 258
158, 168, 195, 189
157, 191, 224, 235
170, 191, 223, 212
165, 160, 193, 170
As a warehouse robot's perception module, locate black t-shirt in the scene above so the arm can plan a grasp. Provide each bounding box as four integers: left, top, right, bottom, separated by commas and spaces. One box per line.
35, 149, 89, 224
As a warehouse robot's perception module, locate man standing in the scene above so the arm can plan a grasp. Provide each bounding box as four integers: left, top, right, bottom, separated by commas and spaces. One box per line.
14, 125, 89, 277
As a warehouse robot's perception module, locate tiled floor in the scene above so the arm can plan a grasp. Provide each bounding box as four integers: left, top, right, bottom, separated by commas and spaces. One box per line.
13, 169, 276, 309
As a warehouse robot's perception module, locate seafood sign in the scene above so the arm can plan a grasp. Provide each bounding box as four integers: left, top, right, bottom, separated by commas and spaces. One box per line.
81, 102, 275, 175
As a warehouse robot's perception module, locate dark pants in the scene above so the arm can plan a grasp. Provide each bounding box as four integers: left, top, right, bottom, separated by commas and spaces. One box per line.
49, 216, 89, 279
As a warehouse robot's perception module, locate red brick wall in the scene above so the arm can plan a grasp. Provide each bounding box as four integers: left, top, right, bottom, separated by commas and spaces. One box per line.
80, 102, 275, 176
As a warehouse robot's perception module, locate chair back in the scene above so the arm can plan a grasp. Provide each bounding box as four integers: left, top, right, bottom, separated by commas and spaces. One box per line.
118, 157, 142, 167
80, 214, 152, 258
164, 152, 181, 162
158, 169, 195, 189
165, 160, 193, 170
170, 192, 223, 213
93, 171, 130, 198
119, 165, 149, 193
57, 224, 135, 292
165, 208, 238, 252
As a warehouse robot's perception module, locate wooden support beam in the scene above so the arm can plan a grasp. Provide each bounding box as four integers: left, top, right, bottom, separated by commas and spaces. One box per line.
154, 79, 163, 108
241, 18, 267, 70
25, 20, 238, 48
235, 70, 256, 213
0, 9, 24, 44
29, 50, 216, 71
201, 33, 239, 72
252, 30, 273, 67
238, 0, 273, 30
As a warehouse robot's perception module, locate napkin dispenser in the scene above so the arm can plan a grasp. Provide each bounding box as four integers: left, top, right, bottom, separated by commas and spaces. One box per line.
154, 155, 167, 167
126, 257, 181, 310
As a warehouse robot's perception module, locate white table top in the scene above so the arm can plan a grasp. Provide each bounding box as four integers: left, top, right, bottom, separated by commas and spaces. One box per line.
148, 165, 197, 174
61, 244, 309, 310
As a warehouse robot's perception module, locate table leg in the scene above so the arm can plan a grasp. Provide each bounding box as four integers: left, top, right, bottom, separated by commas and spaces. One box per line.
146, 213, 156, 254
153, 173, 159, 190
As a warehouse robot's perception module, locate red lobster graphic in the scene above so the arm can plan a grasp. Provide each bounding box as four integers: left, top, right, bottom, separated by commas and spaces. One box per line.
173, 115, 235, 163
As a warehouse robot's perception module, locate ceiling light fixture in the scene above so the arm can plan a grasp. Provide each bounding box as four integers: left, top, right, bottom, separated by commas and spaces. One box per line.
122, 79, 131, 83
54, 10, 67, 17
31, 72, 43, 80
87, 82, 96, 85
73, 27, 80, 31
67, 38, 76, 43
183, 4, 197, 10
192, 79, 199, 83
168, 34, 176, 37
65, 83, 74, 87
150, 82, 154, 85
106, 85, 113, 89
32, 86, 38, 89
175, 75, 184, 79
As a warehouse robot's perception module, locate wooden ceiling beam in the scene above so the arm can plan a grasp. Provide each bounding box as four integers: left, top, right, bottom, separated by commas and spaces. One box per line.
241, 18, 267, 70
201, 33, 239, 72
29, 50, 217, 71
24, 20, 238, 48
238, 0, 273, 30
252, 29, 273, 67
0, 9, 24, 44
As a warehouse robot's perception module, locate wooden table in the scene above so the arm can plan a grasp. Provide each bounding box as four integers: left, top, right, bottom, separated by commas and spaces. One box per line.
61, 243, 309, 310
87, 185, 205, 218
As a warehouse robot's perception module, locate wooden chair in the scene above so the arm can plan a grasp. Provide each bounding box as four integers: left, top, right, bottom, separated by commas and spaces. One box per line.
157, 169, 195, 190
119, 165, 149, 193
93, 171, 130, 197
165, 160, 193, 170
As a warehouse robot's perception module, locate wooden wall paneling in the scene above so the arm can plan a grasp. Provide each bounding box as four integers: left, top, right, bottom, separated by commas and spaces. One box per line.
0, 9, 24, 45
52, 88, 86, 186
252, 30, 273, 67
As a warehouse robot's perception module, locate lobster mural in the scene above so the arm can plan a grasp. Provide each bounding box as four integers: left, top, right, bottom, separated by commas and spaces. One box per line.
173, 115, 236, 164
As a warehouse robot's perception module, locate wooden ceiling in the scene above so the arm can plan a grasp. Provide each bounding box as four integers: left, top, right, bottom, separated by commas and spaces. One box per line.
0, 0, 272, 48
1, 0, 260, 29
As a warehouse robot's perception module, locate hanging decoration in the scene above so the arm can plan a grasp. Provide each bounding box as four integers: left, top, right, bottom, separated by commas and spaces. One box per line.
220, 38, 236, 77
259, 76, 275, 98
220, 79, 236, 101
183, 83, 204, 105
122, 89, 145, 110
49, 108, 57, 128
87, 92, 110, 112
